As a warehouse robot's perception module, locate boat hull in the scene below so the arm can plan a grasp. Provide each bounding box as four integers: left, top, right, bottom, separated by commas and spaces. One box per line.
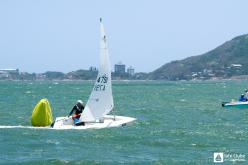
52, 115, 136, 129
222, 101, 248, 108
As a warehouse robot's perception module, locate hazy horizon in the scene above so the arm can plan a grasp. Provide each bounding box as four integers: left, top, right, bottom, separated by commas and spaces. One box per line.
0, 0, 248, 73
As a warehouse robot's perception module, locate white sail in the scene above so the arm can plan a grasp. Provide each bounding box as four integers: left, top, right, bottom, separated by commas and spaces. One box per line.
80, 18, 114, 122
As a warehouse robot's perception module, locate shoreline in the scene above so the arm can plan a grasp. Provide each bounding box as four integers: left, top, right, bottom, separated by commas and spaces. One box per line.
1, 78, 248, 82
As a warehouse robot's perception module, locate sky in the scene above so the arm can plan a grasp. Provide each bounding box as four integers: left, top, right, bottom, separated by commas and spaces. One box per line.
0, 0, 248, 73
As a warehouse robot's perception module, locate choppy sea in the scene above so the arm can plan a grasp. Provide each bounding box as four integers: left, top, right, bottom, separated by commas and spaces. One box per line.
0, 80, 247, 164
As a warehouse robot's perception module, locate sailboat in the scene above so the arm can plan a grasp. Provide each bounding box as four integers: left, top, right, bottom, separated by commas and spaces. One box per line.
52, 19, 136, 129
222, 101, 248, 108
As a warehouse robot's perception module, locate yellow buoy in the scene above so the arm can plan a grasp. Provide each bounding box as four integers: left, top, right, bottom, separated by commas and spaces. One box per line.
31, 98, 53, 127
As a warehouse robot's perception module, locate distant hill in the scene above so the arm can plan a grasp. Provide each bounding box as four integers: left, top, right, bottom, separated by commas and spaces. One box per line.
149, 34, 248, 80
2, 34, 248, 81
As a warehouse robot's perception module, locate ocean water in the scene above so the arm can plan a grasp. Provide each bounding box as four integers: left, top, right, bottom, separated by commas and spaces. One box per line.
0, 80, 248, 165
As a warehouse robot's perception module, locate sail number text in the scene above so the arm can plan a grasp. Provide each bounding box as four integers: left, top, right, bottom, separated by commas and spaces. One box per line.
94, 75, 108, 91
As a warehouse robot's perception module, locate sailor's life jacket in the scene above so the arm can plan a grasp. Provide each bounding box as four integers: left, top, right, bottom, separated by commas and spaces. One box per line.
69, 104, 85, 119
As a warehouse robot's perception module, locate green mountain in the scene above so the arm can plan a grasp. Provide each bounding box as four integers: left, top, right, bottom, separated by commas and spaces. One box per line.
149, 34, 248, 80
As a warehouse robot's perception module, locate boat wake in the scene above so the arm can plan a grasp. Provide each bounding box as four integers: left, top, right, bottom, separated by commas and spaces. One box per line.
0, 125, 51, 129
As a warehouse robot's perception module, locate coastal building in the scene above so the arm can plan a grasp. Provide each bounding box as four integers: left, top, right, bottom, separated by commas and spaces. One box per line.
0, 71, 9, 78
231, 64, 242, 68
89, 66, 97, 71
127, 66, 135, 76
0, 69, 19, 79
114, 62, 125, 74
36, 73, 46, 80
0, 69, 19, 74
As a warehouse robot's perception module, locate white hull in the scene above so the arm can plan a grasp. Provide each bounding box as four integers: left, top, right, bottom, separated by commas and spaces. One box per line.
222, 101, 248, 108
52, 115, 136, 129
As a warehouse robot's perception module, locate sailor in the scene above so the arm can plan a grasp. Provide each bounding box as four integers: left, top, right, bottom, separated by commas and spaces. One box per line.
239, 94, 247, 102
68, 100, 85, 125
245, 89, 248, 100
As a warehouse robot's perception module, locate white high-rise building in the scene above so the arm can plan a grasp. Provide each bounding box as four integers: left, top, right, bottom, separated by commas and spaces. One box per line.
127, 66, 135, 76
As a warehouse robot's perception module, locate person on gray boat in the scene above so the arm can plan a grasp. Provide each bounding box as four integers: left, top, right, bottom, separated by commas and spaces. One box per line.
245, 89, 248, 100
239, 94, 247, 102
